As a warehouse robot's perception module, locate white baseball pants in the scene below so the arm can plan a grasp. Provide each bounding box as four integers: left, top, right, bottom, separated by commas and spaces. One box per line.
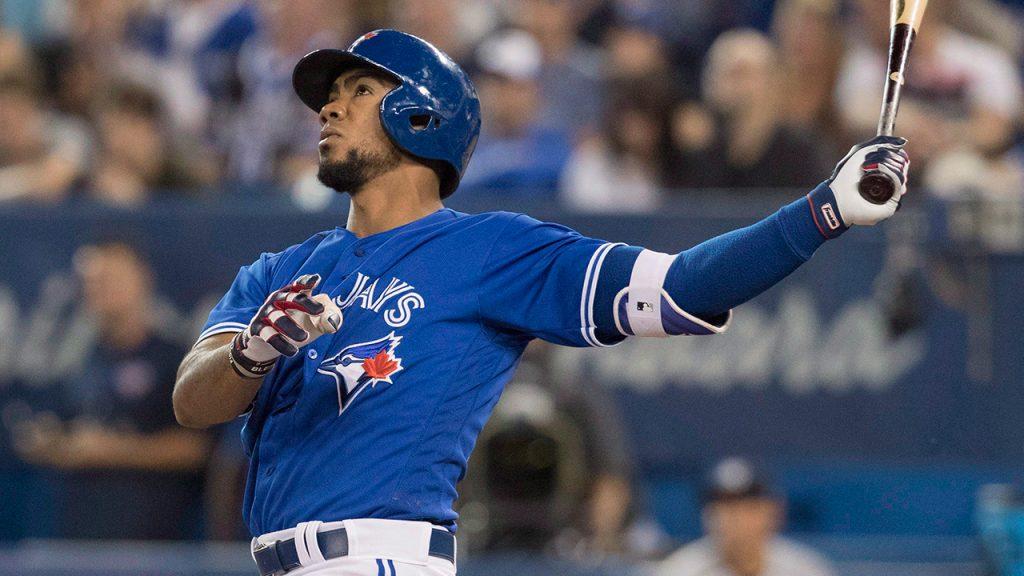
252, 519, 456, 576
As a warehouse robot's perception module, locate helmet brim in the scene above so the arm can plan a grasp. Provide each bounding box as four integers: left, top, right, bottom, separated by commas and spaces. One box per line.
292, 49, 399, 113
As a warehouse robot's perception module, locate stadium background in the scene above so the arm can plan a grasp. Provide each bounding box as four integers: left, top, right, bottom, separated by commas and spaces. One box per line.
1, 0, 1023, 575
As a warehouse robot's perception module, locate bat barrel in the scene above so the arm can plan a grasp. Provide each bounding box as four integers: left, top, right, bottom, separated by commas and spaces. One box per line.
876, 22, 917, 136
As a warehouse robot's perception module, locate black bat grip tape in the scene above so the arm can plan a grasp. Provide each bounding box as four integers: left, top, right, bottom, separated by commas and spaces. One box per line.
857, 172, 896, 205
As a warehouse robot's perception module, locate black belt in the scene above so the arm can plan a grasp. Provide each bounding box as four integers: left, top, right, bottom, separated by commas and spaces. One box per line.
253, 526, 455, 576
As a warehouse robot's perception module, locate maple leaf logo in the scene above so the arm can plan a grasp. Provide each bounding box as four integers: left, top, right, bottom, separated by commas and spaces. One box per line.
362, 349, 400, 380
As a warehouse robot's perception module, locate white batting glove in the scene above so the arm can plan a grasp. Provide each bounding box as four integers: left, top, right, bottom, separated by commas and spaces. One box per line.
229, 274, 342, 379
807, 136, 910, 238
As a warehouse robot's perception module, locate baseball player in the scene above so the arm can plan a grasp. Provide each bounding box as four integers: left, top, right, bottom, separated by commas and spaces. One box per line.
173, 30, 909, 576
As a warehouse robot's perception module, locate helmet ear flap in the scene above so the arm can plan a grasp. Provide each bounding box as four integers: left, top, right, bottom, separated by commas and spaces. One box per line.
407, 110, 442, 133
381, 91, 443, 137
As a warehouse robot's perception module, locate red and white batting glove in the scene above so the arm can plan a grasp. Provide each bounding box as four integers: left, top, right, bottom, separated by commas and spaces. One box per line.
229, 274, 343, 379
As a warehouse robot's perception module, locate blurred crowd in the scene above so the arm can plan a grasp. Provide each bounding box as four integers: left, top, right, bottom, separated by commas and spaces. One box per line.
0, 0, 1022, 211
3, 3, 1023, 572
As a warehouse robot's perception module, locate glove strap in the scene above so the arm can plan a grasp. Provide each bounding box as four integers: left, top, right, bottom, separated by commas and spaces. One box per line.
806, 182, 849, 240
229, 332, 276, 379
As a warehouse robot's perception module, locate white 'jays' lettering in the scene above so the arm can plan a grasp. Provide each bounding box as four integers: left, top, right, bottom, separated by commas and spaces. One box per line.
336, 273, 425, 327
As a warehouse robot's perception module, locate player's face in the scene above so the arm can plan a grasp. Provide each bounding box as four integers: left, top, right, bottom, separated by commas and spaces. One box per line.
316, 67, 402, 193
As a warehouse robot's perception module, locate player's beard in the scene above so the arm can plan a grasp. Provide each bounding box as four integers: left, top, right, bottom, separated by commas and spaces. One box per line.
317, 144, 403, 194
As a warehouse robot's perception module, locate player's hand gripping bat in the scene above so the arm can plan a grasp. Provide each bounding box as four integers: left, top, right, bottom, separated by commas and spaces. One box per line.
857, 0, 929, 204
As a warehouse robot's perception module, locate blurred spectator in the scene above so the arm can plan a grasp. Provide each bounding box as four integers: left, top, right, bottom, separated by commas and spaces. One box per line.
655, 458, 835, 576
837, 0, 1023, 198
49, 48, 106, 120
88, 83, 203, 205
116, 0, 259, 141
511, 0, 606, 137
458, 341, 636, 556
225, 0, 351, 188
560, 81, 669, 212
951, 0, 1024, 59
665, 30, 832, 190
35, 2, 146, 116
389, 0, 495, 66
0, 50, 90, 202
13, 239, 209, 540
604, 9, 681, 87
771, 0, 846, 156
0, 0, 64, 44
459, 30, 573, 197
0, 29, 32, 74
62, 0, 138, 56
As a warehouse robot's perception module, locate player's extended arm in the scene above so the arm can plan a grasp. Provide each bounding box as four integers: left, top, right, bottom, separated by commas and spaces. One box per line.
173, 274, 342, 429
596, 137, 909, 337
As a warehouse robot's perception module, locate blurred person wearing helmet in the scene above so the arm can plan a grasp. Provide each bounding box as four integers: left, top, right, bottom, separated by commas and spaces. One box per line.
655, 458, 835, 576
173, 28, 910, 576
14, 239, 209, 539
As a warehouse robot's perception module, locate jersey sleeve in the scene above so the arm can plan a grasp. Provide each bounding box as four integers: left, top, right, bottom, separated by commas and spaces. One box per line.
196, 253, 275, 343
478, 192, 832, 345
478, 214, 627, 347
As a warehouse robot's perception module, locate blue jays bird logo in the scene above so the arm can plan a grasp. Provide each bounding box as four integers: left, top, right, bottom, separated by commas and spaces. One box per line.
317, 332, 403, 414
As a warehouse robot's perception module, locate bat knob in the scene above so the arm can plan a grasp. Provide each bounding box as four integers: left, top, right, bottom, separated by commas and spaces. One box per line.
858, 172, 896, 205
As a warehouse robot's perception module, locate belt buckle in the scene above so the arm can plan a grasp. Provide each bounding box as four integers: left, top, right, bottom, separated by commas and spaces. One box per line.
253, 539, 287, 576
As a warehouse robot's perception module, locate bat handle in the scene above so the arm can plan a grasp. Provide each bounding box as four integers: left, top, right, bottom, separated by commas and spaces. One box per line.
858, 171, 896, 205
858, 118, 899, 205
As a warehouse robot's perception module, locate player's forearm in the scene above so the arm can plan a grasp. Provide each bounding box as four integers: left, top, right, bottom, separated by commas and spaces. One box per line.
173, 334, 262, 429
664, 187, 828, 318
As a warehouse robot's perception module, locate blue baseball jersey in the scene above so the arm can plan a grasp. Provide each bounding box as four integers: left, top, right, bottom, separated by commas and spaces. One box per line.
199, 208, 728, 536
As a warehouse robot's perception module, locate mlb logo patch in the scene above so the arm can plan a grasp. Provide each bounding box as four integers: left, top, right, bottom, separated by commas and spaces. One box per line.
636, 301, 654, 313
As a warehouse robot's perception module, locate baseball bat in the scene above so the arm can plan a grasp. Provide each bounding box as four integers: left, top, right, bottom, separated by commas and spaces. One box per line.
857, 0, 929, 204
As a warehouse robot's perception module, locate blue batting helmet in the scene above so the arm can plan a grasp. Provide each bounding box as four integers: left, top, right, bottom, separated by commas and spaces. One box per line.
293, 29, 481, 198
